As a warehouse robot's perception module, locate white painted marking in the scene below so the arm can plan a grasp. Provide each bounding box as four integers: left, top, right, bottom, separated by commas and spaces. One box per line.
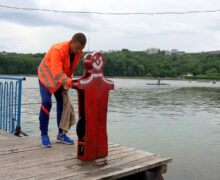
80, 73, 103, 85
93, 60, 103, 70
102, 77, 114, 85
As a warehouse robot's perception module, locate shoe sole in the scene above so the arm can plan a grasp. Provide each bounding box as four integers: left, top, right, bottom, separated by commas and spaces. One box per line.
56, 139, 74, 145
41, 144, 52, 148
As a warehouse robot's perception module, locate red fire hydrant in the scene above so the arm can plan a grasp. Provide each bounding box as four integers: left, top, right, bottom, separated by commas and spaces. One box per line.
71, 52, 114, 161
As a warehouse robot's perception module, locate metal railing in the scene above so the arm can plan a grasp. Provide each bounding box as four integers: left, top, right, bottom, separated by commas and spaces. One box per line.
0, 76, 26, 135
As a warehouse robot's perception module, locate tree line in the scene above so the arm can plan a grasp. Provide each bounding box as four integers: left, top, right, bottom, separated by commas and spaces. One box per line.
0, 51, 220, 78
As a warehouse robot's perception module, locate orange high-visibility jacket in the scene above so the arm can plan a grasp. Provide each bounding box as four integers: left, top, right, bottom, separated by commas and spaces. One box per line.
38, 40, 83, 94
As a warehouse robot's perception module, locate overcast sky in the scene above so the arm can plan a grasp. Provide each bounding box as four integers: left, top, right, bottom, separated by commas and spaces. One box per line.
0, 0, 220, 53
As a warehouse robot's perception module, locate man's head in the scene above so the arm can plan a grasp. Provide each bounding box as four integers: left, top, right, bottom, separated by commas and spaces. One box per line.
69, 33, 87, 54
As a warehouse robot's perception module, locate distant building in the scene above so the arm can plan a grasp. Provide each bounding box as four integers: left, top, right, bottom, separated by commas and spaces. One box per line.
164, 50, 171, 55
171, 49, 185, 55
207, 50, 220, 54
186, 73, 193, 77
0, 51, 7, 55
177, 51, 185, 55
171, 49, 178, 54
146, 48, 160, 54
194, 50, 220, 54
145, 48, 185, 55
179, 73, 193, 79
107, 50, 120, 53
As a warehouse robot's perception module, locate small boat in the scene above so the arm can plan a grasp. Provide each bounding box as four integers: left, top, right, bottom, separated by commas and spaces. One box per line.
147, 83, 170, 85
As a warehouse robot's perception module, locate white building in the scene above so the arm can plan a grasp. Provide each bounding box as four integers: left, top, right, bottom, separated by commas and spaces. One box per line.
171, 49, 178, 54
146, 48, 160, 54
164, 50, 171, 55
177, 51, 185, 55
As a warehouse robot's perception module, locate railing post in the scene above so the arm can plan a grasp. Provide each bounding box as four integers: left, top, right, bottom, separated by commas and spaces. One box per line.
9, 81, 14, 133
17, 79, 22, 128
0, 82, 2, 129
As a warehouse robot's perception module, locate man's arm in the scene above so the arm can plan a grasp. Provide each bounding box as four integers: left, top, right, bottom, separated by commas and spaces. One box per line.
51, 48, 71, 89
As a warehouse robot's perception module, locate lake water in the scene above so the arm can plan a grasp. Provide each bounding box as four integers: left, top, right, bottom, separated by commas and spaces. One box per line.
20, 77, 220, 180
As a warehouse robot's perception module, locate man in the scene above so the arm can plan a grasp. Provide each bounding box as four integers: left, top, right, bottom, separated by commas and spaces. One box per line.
38, 33, 86, 147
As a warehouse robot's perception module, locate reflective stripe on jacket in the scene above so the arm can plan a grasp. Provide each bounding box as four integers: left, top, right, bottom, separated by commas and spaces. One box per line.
38, 40, 83, 93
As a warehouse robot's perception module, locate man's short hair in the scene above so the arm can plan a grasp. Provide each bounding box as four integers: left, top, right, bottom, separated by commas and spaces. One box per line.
72, 33, 87, 46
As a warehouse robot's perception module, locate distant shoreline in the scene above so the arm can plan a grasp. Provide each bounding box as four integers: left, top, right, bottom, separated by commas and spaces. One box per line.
0, 74, 219, 81
185, 76, 220, 80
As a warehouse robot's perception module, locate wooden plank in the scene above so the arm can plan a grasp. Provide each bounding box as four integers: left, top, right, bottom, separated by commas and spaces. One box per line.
0, 145, 131, 171
0, 139, 119, 156
0, 129, 19, 141
22, 152, 141, 180
72, 152, 157, 180
19, 150, 154, 180
2, 148, 147, 179
79, 157, 171, 180
0, 145, 130, 170
0, 143, 122, 167
0, 143, 121, 166
0, 132, 116, 150
0, 133, 116, 152
0, 132, 77, 147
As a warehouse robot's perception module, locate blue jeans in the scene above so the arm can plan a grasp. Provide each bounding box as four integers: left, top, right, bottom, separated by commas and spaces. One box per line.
39, 79, 63, 136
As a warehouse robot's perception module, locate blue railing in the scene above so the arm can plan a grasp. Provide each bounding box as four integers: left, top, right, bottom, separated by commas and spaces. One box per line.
0, 76, 26, 135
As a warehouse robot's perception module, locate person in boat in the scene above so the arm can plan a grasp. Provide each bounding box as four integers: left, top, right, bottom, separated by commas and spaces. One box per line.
157, 78, 161, 84
38, 33, 86, 147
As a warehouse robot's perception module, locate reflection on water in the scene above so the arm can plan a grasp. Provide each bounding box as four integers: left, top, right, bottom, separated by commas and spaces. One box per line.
21, 77, 220, 180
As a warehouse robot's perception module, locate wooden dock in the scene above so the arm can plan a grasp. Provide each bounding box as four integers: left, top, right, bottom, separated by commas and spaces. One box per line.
0, 131, 172, 180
